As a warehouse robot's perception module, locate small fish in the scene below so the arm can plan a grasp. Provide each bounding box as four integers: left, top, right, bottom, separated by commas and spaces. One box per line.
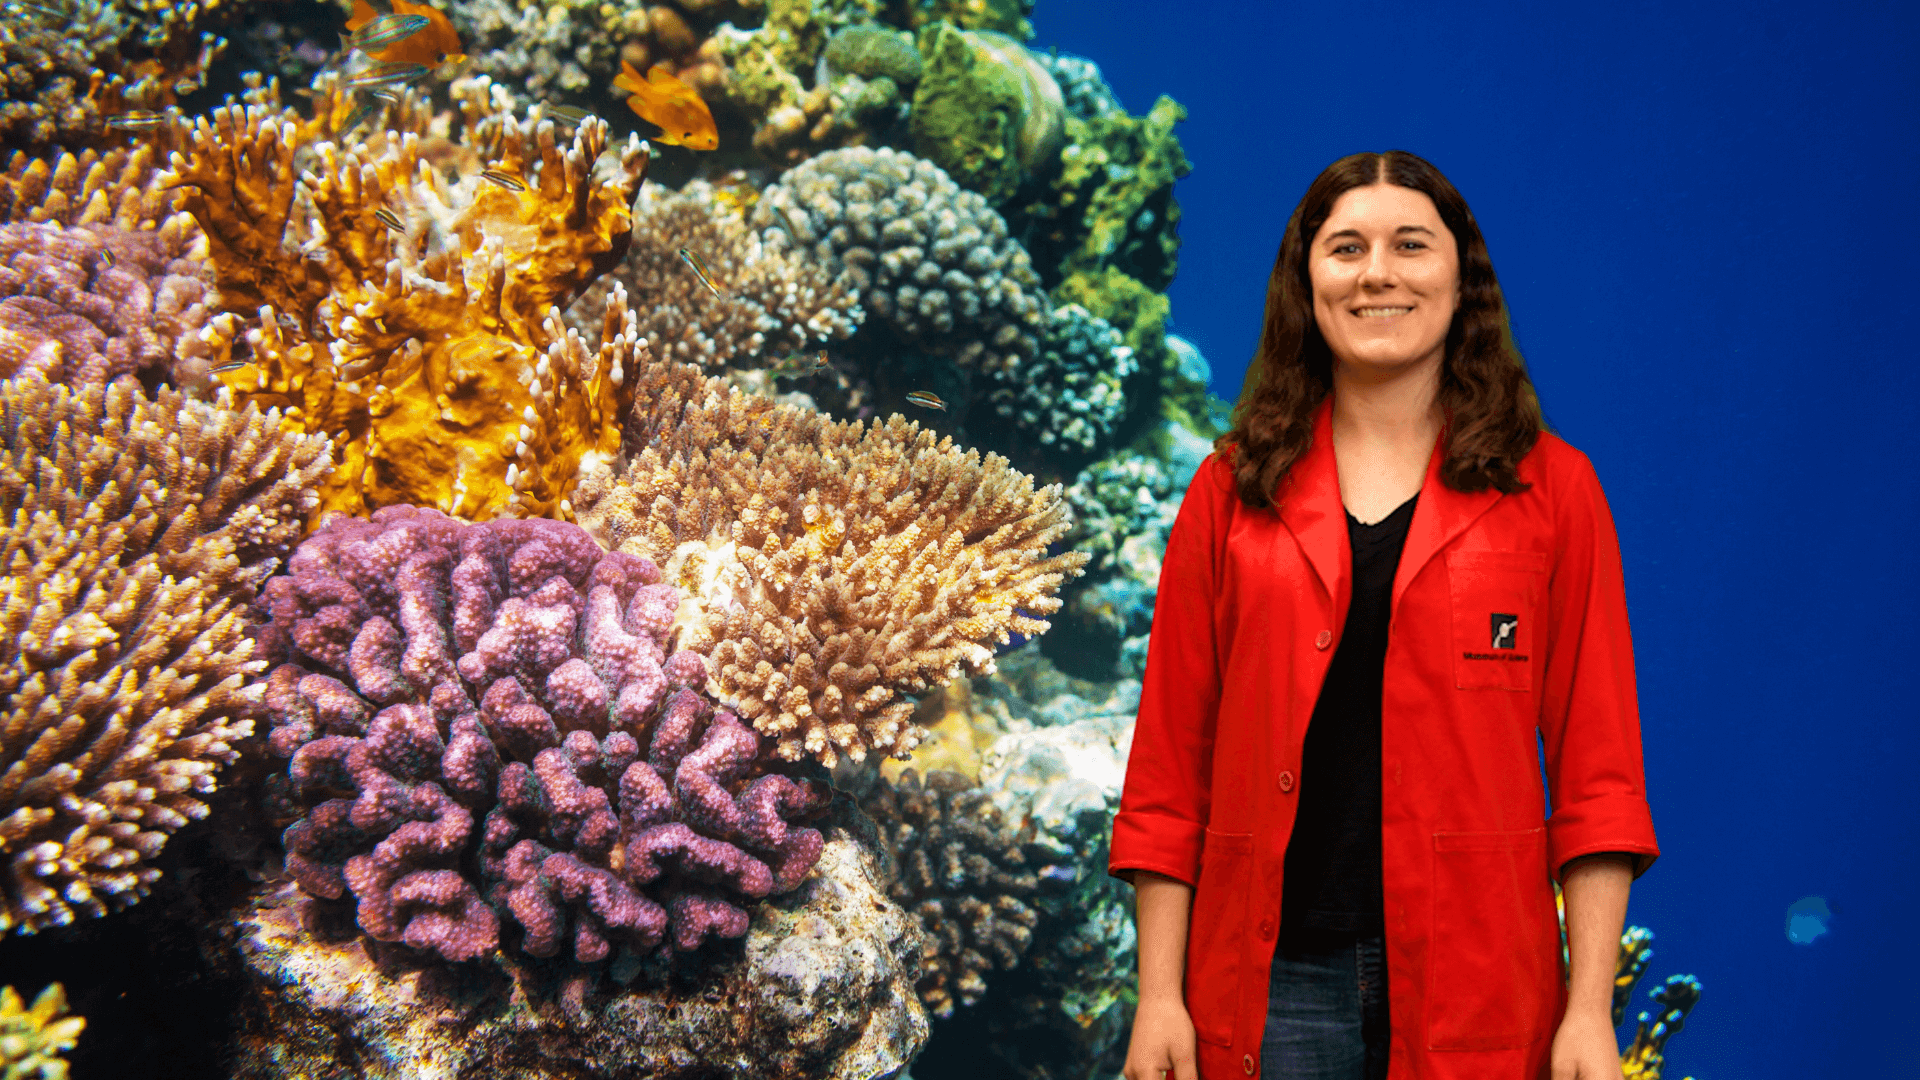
96, 247, 115, 268
373, 207, 408, 232
339, 96, 383, 133
479, 168, 527, 192
612, 61, 718, 150
105, 111, 167, 132
349, 13, 430, 53
677, 247, 726, 299
345, 0, 465, 67
545, 104, 592, 124
905, 390, 947, 411
345, 61, 431, 90
212, 359, 253, 373
766, 350, 830, 379
370, 87, 406, 103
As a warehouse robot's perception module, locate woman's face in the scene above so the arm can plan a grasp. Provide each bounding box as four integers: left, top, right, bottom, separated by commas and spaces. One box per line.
1307, 183, 1460, 375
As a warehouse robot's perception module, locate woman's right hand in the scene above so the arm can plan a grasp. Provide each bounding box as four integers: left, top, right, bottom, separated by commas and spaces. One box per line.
1124, 996, 1199, 1080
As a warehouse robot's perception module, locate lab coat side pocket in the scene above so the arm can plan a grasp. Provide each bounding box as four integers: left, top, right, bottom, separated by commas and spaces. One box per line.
1447, 550, 1548, 691
1184, 828, 1254, 1047
1424, 827, 1556, 1051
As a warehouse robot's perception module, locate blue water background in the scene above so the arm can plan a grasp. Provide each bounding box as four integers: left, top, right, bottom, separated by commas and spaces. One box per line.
1031, 1, 1919, 1075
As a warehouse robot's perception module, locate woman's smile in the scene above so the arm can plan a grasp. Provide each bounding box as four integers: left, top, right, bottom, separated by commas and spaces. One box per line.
1308, 183, 1460, 373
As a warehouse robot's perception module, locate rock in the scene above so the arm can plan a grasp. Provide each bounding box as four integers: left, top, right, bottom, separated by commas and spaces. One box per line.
217, 804, 929, 1079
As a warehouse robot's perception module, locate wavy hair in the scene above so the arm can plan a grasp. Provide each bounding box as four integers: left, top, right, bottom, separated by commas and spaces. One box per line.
1218, 151, 1546, 508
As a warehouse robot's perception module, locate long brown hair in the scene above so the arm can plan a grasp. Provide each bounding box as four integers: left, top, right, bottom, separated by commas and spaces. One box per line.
1218, 151, 1545, 508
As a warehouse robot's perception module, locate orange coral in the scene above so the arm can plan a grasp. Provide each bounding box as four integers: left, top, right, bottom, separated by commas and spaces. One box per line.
160, 75, 650, 524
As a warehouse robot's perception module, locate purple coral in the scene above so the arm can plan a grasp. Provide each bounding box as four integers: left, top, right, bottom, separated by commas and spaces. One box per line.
261, 506, 831, 964
0, 221, 222, 387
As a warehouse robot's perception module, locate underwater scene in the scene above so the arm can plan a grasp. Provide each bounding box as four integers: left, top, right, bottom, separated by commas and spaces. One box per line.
0, 0, 1907, 1076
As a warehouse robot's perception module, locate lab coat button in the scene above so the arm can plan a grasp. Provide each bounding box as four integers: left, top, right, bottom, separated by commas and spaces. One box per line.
1277, 770, 1295, 793
1242, 1053, 1257, 1075
1314, 629, 1332, 649
1259, 917, 1275, 939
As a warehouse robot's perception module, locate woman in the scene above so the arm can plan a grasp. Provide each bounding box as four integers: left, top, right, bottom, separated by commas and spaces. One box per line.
1108, 151, 1660, 1080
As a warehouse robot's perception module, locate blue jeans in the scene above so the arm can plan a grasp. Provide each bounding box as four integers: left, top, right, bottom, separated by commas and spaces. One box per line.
1260, 929, 1390, 1080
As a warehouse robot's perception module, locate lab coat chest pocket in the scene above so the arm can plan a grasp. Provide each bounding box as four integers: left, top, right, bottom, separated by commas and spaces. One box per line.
1184, 828, 1253, 1046
1446, 550, 1547, 691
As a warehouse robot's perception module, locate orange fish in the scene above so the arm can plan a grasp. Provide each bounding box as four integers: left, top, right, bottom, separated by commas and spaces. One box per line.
612, 61, 717, 150
346, 0, 465, 67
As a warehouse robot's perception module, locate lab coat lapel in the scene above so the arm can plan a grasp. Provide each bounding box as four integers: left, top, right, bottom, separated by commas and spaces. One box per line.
1393, 422, 1505, 609
1276, 397, 1348, 609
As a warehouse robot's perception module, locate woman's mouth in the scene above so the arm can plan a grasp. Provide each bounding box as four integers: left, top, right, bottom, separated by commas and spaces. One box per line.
1355, 306, 1413, 317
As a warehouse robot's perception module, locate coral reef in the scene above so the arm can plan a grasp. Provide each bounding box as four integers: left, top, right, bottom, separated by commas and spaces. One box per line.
981, 301, 1134, 459
570, 337, 1089, 766
1037, 51, 1119, 121
259, 505, 833, 963
752, 145, 1045, 376
0, 220, 226, 389
567, 178, 861, 370
900, 0, 1035, 39
0, 982, 84, 1078
219, 805, 930, 1079
452, 0, 715, 100
908, 24, 1062, 206
858, 767, 1055, 1019
162, 73, 650, 522
0, 375, 331, 935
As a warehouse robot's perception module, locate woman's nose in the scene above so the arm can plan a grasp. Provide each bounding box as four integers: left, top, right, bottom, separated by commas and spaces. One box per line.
1358, 249, 1394, 287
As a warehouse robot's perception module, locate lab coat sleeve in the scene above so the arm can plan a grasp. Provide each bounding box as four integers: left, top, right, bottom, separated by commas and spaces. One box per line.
1108, 454, 1230, 887
1539, 450, 1661, 886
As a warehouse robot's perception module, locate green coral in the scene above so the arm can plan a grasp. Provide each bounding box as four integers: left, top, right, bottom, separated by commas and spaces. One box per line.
1019, 94, 1192, 291
824, 24, 922, 83
765, 0, 831, 71
910, 21, 1027, 204
1054, 266, 1169, 389
0, 984, 84, 1080
901, 0, 1033, 39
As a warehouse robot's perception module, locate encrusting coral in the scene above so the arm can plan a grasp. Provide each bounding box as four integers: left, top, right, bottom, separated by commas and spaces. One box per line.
752, 145, 1045, 378
908, 23, 1062, 206
570, 295, 1089, 766
161, 73, 650, 523
858, 766, 1058, 1019
0, 982, 84, 1078
258, 506, 832, 964
0, 374, 331, 935
567, 178, 861, 371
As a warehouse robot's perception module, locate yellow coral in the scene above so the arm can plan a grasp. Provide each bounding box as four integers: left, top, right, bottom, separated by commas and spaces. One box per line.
572, 283, 1087, 765
160, 74, 650, 524
0, 983, 84, 1080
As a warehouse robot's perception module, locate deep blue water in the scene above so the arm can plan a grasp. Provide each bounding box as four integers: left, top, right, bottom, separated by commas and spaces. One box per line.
1031, 2, 1919, 1076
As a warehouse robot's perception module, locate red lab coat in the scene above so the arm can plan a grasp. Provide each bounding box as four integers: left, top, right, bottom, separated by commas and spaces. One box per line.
1109, 397, 1660, 1079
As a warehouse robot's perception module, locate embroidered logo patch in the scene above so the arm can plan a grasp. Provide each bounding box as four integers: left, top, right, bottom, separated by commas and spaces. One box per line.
1490, 613, 1519, 649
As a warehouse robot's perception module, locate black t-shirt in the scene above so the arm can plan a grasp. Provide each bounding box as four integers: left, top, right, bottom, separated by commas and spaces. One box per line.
1278, 492, 1418, 944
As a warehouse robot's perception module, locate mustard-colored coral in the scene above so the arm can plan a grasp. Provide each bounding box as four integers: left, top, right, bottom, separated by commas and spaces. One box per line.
160, 74, 650, 524
571, 284, 1088, 766
0, 375, 331, 934
0, 983, 84, 1080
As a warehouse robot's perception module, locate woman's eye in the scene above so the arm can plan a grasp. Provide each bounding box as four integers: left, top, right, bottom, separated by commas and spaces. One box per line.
1334, 243, 1362, 254
1400, 240, 1427, 251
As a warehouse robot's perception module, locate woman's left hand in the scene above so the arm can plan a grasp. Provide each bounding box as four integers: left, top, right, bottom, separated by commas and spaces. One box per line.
1550, 1009, 1626, 1080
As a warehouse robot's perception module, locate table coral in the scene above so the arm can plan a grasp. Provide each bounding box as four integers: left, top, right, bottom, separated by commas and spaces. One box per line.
752, 145, 1045, 378
859, 766, 1056, 1018
569, 297, 1088, 766
258, 506, 832, 963
0, 982, 84, 1079
566, 178, 860, 371
0, 375, 332, 935
161, 74, 650, 523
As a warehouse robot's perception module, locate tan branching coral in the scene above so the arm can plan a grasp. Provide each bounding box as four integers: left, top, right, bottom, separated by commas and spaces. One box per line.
568, 178, 861, 370
161, 74, 650, 523
0, 375, 332, 935
0, 983, 84, 1077
571, 286, 1088, 766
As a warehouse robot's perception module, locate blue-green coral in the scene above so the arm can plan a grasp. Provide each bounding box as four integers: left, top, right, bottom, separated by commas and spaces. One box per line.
983, 302, 1135, 457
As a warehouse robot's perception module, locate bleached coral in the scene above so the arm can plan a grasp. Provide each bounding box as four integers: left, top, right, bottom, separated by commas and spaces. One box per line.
568, 179, 861, 371
751, 146, 1045, 377
571, 291, 1088, 766
0, 375, 331, 935
160, 74, 650, 523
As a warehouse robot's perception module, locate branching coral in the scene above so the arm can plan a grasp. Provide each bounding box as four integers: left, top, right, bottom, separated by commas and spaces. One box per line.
752, 145, 1044, 377
259, 506, 831, 963
0, 982, 84, 1078
569, 292, 1088, 766
160, 74, 650, 523
859, 767, 1057, 1019
0, 375, 332, 935
567, 178, 861, 370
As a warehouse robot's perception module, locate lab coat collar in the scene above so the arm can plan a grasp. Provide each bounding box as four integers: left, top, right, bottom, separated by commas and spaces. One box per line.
1277, 395, 1505, 610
